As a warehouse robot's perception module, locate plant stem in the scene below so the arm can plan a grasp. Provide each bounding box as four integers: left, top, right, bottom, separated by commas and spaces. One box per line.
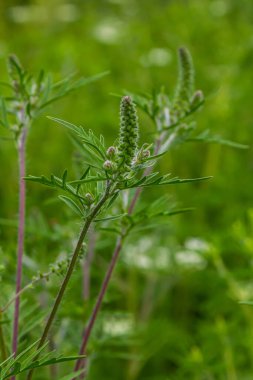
12, 127, 27, 363
81, 227, 96, 380
73, 135, 165, 377
83, 226, 96, 301
26, 183, 111, 380
0, 311, 7, 361
1, 272, 50, 314
73, 237, 124, 376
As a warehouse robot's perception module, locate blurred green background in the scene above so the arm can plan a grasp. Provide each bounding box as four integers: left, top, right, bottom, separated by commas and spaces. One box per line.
1, 0, 253, 379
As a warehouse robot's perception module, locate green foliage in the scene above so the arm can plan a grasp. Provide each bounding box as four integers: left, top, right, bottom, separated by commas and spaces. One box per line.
0, 55, 108, 143
0, 2, 251, 379
0, 340, 85, 379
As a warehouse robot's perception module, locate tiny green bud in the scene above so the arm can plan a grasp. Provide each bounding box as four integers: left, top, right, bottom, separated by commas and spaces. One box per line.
103, 160, 114, 171
106, 146, 116, 158
133, 147, 151, 165
142, 149, 150, 158
84, 192, 94, 205
190, 90, 204, 109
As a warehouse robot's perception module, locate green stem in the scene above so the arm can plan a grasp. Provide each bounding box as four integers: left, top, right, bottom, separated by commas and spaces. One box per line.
0, 311, 7, 361
26, 183, 112, 380
1, 271, 50, 314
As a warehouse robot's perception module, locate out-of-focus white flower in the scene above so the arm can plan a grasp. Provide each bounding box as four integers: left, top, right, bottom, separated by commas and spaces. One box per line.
140, 48, 172, 67
123, 238, 171, 270
103, 315, 134, 337
93, 19, 125, 44
176, 250, 206, 269
185, 237, 210, 252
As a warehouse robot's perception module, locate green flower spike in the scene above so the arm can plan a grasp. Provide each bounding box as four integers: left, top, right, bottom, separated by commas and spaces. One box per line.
170, 47, 195, 123
7, 55, 23, 90
174, 47, 194, 104
117, 95, 139, 173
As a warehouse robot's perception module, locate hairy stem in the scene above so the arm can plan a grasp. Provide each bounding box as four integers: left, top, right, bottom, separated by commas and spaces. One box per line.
12, 127, 27, 364
26, 183, 111, 380
73, 135, 165, 377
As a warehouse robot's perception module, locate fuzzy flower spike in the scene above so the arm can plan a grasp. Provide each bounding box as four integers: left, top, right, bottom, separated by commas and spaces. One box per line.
117, 95, 139, 174
174, 47, 194, 104
170, 47, 195, 123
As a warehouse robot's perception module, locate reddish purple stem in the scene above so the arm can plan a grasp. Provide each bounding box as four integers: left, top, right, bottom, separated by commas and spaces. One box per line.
12, 128, 27, 364
74, 239, 123, 375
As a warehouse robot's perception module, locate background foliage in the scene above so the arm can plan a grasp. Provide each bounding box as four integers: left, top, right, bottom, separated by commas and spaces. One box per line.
0, 0, 253, 379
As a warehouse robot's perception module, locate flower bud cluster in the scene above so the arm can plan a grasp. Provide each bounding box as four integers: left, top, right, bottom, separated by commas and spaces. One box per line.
102, 97, 139, 178
117, 96, 139, 172
170, 47, 199, 124
32, 258, 71, 282
103, 148, 118, 173
32, 249, 86, 283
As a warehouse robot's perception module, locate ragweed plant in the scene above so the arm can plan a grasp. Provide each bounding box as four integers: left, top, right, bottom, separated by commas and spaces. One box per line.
24, 48, 215, 377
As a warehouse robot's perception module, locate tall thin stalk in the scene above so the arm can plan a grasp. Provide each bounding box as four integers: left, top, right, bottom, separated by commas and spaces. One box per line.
12, 127, 27, 355
0, 311, 7, 361
26, 182, 112, 380
83, 227, 96, 301
79, 228, 96, 377
74, 237, 124, 376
